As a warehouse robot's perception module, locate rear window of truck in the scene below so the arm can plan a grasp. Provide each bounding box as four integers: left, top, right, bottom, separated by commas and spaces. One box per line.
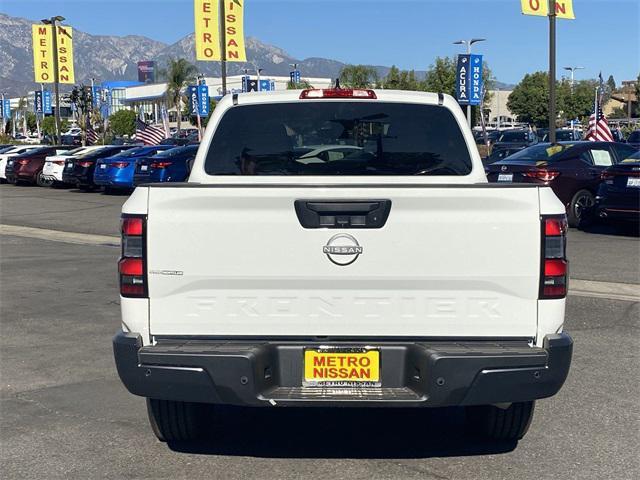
204, 102, 472, 176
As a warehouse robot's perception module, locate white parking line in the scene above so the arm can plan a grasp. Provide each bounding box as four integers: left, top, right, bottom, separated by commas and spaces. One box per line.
0, 224, 120, 248
1, 223, 638, 302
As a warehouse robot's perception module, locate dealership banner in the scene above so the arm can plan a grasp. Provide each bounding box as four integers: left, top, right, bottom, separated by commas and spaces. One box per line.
195, 0, 221, 61
137, 61, 156, 83
32, 25, 55, 83
43, 90, 52, 114
32, 24, 75, 84
56, 26, 75, 83
223, 0, 246, 62
194, 0, 246, 62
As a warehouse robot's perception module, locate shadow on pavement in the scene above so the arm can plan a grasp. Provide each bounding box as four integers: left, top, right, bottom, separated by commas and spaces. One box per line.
577, 221, 640, 238
168, 406, 518, 459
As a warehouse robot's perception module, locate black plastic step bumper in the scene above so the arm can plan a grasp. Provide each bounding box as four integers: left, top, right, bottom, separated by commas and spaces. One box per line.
113, 331, 572, 407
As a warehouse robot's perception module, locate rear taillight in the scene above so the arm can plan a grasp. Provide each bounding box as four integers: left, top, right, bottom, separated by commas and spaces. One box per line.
112, 162, 129, 168
299, 89, 377, 99
150, 161, 172, 169
53, 160, 65, 166
540, 215, 568, 299
119, 215, 147, 298
78, 161, 93, 167
18, 159, 29, 165
523, 169, 560, 182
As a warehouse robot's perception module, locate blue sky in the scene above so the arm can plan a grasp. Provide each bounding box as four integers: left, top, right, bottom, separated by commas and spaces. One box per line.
3, 0, 639, 85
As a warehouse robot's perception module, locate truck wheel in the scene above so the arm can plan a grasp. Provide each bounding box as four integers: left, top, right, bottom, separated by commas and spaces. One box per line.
466, 401, 535, 441
146, 398, 211, 442
568, 190, 594, 228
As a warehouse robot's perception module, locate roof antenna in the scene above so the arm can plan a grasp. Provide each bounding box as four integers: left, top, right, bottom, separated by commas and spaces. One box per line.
334, 78, 341, 89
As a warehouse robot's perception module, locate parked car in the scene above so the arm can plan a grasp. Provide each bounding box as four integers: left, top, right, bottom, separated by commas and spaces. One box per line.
540, 129, 582, 142
113, 88, 573, 444
483, 146, 522, 166
474, 130, 500, 147
626, 130, 640, 150
4, 146, 75, 185
62, 146, 134, 190
42, 146, 105, 186
486, 141, 638, 227
94, 145, 173, 192
0, 145, 43, 182
134, 145, 199, 185
492, 129, 538, 153
595, 150, 640, 228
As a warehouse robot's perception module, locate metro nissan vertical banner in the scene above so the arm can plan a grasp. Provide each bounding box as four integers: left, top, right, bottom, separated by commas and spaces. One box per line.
224, 0, 246, 61
32, 25, 54, 83
194, 0, 246, 62
32, 24, 75, 83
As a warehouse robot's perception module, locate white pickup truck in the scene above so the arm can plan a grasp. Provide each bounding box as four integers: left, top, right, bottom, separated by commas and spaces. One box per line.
113, 88, 572, 444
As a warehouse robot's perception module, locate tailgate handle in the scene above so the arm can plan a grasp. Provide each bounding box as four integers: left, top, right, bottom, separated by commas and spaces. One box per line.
295, 200, 392, 229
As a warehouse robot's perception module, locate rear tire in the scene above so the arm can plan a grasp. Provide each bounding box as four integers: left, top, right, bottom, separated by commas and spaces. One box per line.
146, 398, 211, 442
568, 190, 595, 228
466, 401, 535, 441
36, 171, 53, 187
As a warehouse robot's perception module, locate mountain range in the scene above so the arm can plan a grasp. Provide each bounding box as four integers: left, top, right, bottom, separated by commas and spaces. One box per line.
0, 13, 513, 97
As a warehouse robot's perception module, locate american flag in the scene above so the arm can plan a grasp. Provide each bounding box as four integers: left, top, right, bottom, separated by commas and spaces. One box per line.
86, 125, 99, 145
586, 72, 614, 142
585, 104, 613, 142
135, 118, 166, 145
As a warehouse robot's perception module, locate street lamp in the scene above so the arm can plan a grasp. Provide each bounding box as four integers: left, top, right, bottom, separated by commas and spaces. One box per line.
41, 15, 66, 144
453, 38, 486, 126
563, 66, 584, 87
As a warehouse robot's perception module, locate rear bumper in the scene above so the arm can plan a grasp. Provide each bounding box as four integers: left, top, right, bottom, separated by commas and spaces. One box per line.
113, 331, 573, 407
94, 175, 133, 188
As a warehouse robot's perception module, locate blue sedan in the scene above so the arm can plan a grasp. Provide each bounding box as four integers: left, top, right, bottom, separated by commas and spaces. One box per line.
93, 145, 173, 191
134, 145, 199, 185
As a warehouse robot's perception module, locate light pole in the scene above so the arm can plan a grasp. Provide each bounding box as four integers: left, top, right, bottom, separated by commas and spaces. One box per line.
563, 66, 584, 88
256, 67, 263, 91
41, 15, 65, 144
453, 38, 486, 127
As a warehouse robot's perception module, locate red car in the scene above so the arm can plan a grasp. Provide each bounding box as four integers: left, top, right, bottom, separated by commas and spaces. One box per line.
486, 141, 637, 227
5, 146, 75, 186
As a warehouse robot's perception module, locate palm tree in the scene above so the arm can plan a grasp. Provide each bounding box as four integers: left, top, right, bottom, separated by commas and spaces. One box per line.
163, 58, 197, 133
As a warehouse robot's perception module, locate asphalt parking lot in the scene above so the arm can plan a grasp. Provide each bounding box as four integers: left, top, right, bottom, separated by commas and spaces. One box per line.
1, 184, 639, 480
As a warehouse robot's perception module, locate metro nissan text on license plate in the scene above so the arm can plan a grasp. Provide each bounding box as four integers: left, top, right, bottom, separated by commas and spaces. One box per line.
303, 347, 380, 387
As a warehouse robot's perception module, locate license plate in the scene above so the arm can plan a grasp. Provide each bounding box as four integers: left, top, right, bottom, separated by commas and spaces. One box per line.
100, 164, 107, 169
65, 163, 72, 170
303, 347, 380, 387
627, 177, 640, 187
141, 165, 148, 171
498, 173, 513, 182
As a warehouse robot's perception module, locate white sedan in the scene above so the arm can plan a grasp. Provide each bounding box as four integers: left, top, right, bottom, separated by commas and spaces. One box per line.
42, 146, 104, 185
0, 145, 43, 182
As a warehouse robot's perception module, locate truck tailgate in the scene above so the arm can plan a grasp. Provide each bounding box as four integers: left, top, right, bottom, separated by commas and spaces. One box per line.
146, 185, 541, 338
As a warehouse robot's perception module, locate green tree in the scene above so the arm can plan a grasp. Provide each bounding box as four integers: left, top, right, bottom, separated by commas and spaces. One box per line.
507, 71, 551, 127
109, 109, 136, 137
381, 66, 422, 91
339, 65, 378, 88
606, 75, 616, 92
162, 58, 197, 133
42, 116, 68, 137
558, 78, 597, 123
422, 57, 457, 97
26, 112, 37, 132
287, 79, 313, 89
